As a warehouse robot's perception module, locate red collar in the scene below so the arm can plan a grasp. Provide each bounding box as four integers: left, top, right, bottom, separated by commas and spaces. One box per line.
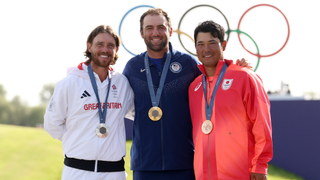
77, 62, 113, 71
197, 59, 233, 77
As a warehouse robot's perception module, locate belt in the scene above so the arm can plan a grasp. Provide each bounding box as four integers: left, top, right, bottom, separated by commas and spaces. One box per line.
64, 155, 125, 172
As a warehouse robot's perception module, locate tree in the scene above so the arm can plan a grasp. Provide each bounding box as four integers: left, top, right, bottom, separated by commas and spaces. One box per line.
39, 83, 55, 105
26, 105, 46, 127
0, 84, 6, 98
0, 84, 55, 127
9, 96, 28, 125
0, 85, 10, 124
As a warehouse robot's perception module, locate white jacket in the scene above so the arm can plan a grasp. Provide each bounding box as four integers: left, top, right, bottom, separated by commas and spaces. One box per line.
44, 62, 134, 163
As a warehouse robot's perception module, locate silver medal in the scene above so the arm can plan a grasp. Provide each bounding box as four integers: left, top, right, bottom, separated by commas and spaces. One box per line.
96, 123, 109, 138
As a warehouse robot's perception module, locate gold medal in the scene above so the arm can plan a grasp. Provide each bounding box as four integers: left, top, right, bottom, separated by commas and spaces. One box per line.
96, 123, 109, 138
202, 120, 213, 134
148, 107, 163, 121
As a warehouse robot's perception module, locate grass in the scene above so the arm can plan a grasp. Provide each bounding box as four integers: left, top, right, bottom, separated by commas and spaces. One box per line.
0, 124, 303, 180
0, 124, 62, 180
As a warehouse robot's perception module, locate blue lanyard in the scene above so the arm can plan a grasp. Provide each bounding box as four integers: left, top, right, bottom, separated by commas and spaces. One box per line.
203, 63, 228, 120
88, 64, 111, 124
144, 51, 171, 107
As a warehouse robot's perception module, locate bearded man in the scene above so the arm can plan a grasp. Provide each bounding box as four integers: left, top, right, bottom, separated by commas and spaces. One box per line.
44, 25, 134, 180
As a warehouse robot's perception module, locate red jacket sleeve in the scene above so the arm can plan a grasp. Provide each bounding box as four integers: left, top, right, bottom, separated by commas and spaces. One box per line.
244, 71, 273, 174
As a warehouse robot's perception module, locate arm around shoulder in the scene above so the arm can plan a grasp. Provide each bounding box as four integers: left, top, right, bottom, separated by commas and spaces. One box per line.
123, 75, 135, 121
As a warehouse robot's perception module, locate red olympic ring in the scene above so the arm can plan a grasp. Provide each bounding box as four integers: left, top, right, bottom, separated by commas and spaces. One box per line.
237, 4, 290, 58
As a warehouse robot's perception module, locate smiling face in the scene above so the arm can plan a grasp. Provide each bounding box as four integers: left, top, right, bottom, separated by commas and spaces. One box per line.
87, 32, 118, 68
196, 32, 226, 68
140, 14, 172, 53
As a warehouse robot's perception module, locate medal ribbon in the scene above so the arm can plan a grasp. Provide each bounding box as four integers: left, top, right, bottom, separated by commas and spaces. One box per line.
144, 51, 171, 107
88, 64, 111, 124
203, 63, 228, 121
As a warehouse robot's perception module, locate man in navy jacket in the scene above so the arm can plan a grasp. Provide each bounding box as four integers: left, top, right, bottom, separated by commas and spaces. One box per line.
123, 7, 249, 180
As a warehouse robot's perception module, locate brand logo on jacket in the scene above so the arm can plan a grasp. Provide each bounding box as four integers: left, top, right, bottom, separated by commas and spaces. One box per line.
222, 79, 233, 90
195, 82, 202, 91
140, 68, 146, 72
170, 62, 182, 73
81, 90, 91, 99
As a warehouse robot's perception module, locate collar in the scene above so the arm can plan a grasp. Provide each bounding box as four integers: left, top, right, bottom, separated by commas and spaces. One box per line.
77, 62, 114, 72
145, 42, 174, 67
197, 59, 233, 77
168, 42, 177, 57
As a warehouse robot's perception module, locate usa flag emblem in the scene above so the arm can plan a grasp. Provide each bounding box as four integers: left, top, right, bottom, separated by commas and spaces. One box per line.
170, 62, 182, 73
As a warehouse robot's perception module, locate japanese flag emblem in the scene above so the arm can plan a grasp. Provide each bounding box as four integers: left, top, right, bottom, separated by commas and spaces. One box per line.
222, 79, 233, 90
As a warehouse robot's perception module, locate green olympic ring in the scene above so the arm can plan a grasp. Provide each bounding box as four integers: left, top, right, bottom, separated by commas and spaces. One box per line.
174, 29, 260, 72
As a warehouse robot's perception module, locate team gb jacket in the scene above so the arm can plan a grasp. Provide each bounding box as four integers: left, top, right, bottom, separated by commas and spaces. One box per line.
44, 63, 134, 162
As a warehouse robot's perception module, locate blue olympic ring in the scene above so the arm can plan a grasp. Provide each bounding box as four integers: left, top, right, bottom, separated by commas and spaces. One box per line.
118, 5, 154, 56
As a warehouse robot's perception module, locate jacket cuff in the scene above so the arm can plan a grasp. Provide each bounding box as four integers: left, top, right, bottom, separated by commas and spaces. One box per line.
251, 164, 268, 175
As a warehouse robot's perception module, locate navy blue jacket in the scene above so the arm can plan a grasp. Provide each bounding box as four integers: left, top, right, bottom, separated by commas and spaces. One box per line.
123, 43, 201, 171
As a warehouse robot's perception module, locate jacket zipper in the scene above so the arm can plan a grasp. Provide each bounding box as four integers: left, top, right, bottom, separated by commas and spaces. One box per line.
161, 110, 165, 170
207, 135, 211, 179
95, 85, 103, 173
158, 69, 165, 170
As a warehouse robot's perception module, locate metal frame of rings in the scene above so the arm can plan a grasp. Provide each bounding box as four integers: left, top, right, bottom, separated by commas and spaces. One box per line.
118, 4, 290, 71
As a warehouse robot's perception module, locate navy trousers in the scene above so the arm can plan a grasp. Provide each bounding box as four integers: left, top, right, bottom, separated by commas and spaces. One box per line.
133, 169, 195, 180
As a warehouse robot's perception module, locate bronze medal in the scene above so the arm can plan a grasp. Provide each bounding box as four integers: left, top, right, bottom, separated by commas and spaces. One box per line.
148, 107, 163, 121
96, 123, 109, 138
202, 120, 213, 134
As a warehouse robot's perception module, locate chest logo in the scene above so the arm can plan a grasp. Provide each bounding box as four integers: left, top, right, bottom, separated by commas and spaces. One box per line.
81, 90, 91, 99
140, 68, 146, 72
222, 79, 233, 90
111, 84, 118, 98
195, 82, 202, 92
170, 62, 182, 73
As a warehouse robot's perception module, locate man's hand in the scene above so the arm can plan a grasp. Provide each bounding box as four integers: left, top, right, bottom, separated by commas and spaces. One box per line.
236, 58, 253, 69
251, 173, 267, 180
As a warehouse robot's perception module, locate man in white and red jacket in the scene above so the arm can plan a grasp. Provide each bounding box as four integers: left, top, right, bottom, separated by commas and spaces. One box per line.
44, 25, 134, 180
188, 20, 273, 180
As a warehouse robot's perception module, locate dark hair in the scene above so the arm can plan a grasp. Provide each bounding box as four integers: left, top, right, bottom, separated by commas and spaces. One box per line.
194, 20, 225, 46
84, 25, 120, 65
140, 8, 172, 32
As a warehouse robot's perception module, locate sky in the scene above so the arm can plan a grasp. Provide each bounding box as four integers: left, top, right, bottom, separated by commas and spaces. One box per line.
1, 0, 319, 106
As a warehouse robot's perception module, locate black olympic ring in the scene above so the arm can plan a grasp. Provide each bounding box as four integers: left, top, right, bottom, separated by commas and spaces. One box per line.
177, 4, 231, 56
118, 4, 290, 72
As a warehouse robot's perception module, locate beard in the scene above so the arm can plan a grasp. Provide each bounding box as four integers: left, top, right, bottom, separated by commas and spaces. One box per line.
144, 36, 169, 52
91, 52, 113, 68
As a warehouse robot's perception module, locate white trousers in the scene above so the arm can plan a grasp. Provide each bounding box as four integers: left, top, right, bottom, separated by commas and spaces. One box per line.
61, 165, 126, 180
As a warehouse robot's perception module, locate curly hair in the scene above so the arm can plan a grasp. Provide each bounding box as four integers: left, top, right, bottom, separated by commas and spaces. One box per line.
194, 20, 225, 46
84, 25, 121, 65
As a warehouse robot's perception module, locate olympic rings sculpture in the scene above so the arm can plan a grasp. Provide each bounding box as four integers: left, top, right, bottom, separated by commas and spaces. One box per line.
118, 4, 290, 71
